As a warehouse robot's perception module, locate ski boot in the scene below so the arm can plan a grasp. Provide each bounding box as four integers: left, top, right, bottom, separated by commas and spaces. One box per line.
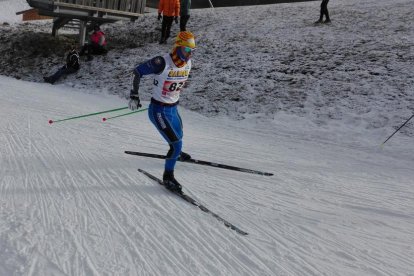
179, 151, 192, 161
163, 170, 182, 194
159, 37, 167, 44
43, 76, 55, 84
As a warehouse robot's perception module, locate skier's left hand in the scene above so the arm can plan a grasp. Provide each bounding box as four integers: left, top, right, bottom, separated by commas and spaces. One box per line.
174, 16, 178, 24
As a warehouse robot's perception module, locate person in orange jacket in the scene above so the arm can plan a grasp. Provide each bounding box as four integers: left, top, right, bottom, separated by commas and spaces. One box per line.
158, 0, 180, 44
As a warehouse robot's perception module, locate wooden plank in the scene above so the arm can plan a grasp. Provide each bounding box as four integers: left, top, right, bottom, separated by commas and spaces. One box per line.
124, 0, 130, 11
139, 0, 146, 14
53, 1, 142, 16
107, 0, 114, 10
130, 0, 136, 13
16, 8, 35, 15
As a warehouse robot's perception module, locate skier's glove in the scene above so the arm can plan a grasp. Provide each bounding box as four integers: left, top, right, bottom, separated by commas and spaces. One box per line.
174, 16, 178, 24
128, 91, 142, 110
158, 13, 162, 20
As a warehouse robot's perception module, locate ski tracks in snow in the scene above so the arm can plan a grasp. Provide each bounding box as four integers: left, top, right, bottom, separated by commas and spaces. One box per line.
1, 78, 414, 275
0, 82, 278, 275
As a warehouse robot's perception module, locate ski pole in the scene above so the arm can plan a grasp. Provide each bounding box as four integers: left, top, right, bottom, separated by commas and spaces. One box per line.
102, 108, 149, 122
48, 107, 128, 124
381, 114, 414, 146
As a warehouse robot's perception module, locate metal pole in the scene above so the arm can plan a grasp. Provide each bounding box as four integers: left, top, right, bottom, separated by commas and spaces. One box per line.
79, 20, 87, 46
102, 108, 149, 121
381, 114, 414, 146
49, 107, 129, 124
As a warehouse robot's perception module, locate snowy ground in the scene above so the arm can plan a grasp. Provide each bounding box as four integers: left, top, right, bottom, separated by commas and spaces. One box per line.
1, 0, 413, 125
1, 74, 414, 275
1, 0, 414, 275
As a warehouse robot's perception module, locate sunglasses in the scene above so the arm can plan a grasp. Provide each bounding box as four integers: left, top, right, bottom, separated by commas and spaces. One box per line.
183, 46, 194, 53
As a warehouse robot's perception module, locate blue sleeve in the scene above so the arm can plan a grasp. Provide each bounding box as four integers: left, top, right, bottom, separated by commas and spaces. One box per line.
134, 56, 166, 76
131, 56, 166, 95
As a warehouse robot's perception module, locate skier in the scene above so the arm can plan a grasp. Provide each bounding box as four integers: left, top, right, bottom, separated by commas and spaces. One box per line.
43, 44, 80, 84
128, 31, 196, 193
315, 0, 330, 24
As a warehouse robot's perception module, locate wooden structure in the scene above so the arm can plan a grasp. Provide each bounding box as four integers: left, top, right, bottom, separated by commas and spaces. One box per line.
16, 8, 52, 21
146, 0, 315, 9
25, 0, 146, 45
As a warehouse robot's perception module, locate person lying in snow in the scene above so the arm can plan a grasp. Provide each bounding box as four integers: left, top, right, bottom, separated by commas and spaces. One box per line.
43, 44, 80, 84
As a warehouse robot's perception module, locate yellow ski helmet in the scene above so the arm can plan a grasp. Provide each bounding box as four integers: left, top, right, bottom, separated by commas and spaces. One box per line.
174, 31, 196, 49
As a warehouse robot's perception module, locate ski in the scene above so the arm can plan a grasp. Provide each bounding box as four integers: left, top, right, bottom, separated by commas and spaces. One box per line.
138, 169, 248, 236
126, 151, 273, 176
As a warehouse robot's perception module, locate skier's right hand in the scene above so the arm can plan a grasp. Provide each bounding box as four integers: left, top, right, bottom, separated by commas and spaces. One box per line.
128, 98, 141, 111
128, 92, 142, 110
158, 13, 162, 20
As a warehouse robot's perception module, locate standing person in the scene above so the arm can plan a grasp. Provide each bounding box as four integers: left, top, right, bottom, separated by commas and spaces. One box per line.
79, 24, 108, 61
44, 44, 80, 84
128, 31, 196, 193
158, 0, 180, 44
180, 0, 191, 31
315, 0, 330, 24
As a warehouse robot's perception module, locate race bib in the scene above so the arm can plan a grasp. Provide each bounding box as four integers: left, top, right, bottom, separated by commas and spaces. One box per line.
161, 80, 185, 97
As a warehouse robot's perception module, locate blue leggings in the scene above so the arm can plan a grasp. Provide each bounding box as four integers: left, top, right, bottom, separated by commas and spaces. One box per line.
148, 103, 183, 171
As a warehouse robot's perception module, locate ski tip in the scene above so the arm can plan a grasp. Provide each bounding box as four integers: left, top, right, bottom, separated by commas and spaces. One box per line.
251, 171, 273, 176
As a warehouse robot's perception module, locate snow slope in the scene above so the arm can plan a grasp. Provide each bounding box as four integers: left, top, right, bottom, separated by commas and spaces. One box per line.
1, 0, 414, 275
0, 0, 29, 24
1, 75, 414, 275
0, 0, 413, 126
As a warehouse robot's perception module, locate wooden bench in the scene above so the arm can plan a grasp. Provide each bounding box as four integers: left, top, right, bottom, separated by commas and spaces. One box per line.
25, 0, 147, 44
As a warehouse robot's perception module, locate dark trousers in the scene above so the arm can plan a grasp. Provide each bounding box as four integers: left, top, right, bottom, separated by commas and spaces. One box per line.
319, 0, 330, 22
48, 66, 78, 83
79, 43, 107, 58
180, 15, 190, 31
161, 16, 174, 42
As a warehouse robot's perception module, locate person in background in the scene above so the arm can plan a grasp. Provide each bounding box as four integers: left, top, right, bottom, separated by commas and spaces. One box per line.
315, 0, 330, 24
128, 31, 196, 193
158, 0, 180, 44
180, 0, 191, 31
79, 24, 108, 61
43, 44, 80, 84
